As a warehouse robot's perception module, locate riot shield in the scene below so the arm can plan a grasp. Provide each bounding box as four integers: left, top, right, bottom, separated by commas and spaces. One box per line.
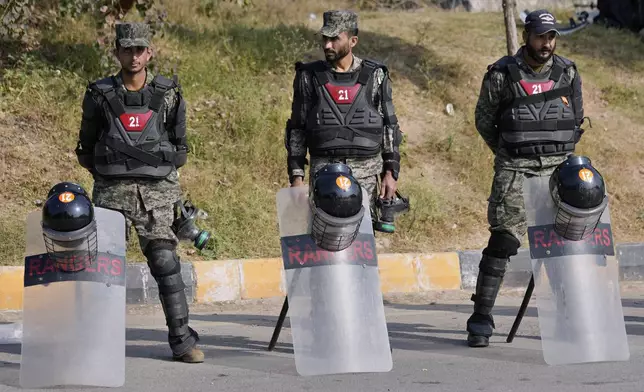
20, 207, 127, 388
276, 186, 393, 376
524, 175, 629, 365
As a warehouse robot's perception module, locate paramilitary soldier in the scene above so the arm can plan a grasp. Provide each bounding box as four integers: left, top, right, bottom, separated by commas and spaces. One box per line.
466, 9, 586, 347
285, 9, 403, 220
74, 22, 204, 362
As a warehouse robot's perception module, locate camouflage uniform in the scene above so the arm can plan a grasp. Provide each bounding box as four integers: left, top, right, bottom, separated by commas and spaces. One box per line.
74, 23, 203, 362
467, 42, 585, 346
285, 10, 402, 220
88, 69, 183, 250
475, 46, 583, 240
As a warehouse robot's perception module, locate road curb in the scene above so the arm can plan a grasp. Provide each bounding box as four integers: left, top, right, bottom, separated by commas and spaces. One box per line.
0, 243, 643, 310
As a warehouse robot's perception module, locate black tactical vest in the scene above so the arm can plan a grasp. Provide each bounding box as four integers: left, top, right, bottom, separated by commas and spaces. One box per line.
90, 75, 177, 179
496, 57, 577, 157
305, 60, 384, 158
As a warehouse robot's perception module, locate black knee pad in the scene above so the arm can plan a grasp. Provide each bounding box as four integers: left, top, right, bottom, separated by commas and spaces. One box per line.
144, 239, 185, 294
483, 231, 520, 259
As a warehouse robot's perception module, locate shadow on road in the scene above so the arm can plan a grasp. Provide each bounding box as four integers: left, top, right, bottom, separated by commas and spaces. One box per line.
0, 294, 642, 381
126, 327, 294, 360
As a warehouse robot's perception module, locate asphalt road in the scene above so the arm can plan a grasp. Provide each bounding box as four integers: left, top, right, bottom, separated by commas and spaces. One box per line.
1, 286, 644, 392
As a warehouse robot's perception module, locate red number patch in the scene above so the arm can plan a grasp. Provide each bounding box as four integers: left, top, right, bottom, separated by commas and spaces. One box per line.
519, 80, 554, 96
324, 83, 361, 104
119, 112, 152, 132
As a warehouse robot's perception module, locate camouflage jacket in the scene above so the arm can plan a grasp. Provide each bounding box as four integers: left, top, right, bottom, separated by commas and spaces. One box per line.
474, 47, 585, 175
285, 55, 403, 181
75, 69, 185, 212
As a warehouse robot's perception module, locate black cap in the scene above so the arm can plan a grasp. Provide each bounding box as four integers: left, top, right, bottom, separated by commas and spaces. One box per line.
524, 9, 560, 35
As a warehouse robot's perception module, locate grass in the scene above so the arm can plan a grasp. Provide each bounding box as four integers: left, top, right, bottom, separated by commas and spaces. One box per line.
1, 1, 644, 265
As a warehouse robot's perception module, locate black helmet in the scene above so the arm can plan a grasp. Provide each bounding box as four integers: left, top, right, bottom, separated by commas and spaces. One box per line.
549, 155, 608, 241
47, 181, 89, 200
309, 163, 365, 252
550, 155, 605, 209
41, 184, 97, 272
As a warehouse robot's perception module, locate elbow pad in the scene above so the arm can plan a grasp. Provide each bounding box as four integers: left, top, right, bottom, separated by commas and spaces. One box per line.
174, 145, 188, 168
75, 142, 94, 170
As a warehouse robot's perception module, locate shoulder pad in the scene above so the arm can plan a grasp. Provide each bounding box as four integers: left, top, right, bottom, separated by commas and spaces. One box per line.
295, 60, 325, 72
151, 74, 178, 90
553, 55, 576, 69
362, 58, 388, 73
487, 55, 517, 72
88, 76, 116, 93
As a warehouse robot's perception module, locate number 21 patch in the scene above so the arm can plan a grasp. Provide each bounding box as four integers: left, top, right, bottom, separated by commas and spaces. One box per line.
324, 83, 362, 104
119, 112, 153, 132
519, 80, 554, 96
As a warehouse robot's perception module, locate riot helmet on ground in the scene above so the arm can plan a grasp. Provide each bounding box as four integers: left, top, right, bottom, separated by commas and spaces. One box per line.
41, 184, 98, 271
309, 163, 365, 252
549, 155, 608, 241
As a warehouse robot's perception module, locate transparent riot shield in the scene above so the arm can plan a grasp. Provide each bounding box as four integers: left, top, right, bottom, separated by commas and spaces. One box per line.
276, 186, 393, 376
20, 207, 127, 388
524, 175, 629, 365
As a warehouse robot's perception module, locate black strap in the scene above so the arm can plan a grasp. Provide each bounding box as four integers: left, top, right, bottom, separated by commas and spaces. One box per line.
312, 125, 382, 144
382, 151, 401, 162
97, 75, 175, 114
509, 86, 573, 107
103, 89, 126, 117
97, 151, 175, 169
104, 137, 162, 167
167, 316, 189, 328
148, 77, 172, 112
471, 294, 496, 307
508, 118, 576, 132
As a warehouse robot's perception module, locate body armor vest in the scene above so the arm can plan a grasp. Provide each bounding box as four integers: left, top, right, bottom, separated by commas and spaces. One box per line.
91, 75, 177, 179
497, 57, 577, 157
305, 60, 384, 158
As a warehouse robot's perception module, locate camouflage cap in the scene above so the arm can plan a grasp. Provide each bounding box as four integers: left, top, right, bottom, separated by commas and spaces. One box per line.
115, 22, 151, 48
319, 10, 358, 37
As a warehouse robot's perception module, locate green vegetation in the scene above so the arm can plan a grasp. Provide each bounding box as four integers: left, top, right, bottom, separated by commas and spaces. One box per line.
1, 0, 644, 265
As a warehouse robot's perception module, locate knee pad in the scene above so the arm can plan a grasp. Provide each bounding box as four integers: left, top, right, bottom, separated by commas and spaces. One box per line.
483, 231, 520, 259
144, 239, 185, 294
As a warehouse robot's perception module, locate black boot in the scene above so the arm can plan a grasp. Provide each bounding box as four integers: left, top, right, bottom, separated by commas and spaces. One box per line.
466, 254, 508, 347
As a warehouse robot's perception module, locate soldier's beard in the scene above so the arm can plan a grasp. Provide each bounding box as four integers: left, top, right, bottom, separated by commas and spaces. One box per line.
324, 45, 350, 63
526, 41, 556, 65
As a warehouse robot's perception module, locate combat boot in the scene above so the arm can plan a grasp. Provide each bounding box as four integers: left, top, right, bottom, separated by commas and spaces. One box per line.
466, 254, 508, 347
173, 346, 205, 363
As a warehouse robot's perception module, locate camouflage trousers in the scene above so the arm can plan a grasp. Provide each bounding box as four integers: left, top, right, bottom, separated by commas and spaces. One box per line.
356, 175, 379, 221
487, 167, 556, 242
95, 192, 178, 254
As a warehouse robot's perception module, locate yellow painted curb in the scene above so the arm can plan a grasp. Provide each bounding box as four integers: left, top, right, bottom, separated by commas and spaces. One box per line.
0, 252, 463, 310
240, 258, 285, 299
415, 252, 462, 290
193, 260, 241, 303
377, 254, 420, 293
0, 267, 24, 310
